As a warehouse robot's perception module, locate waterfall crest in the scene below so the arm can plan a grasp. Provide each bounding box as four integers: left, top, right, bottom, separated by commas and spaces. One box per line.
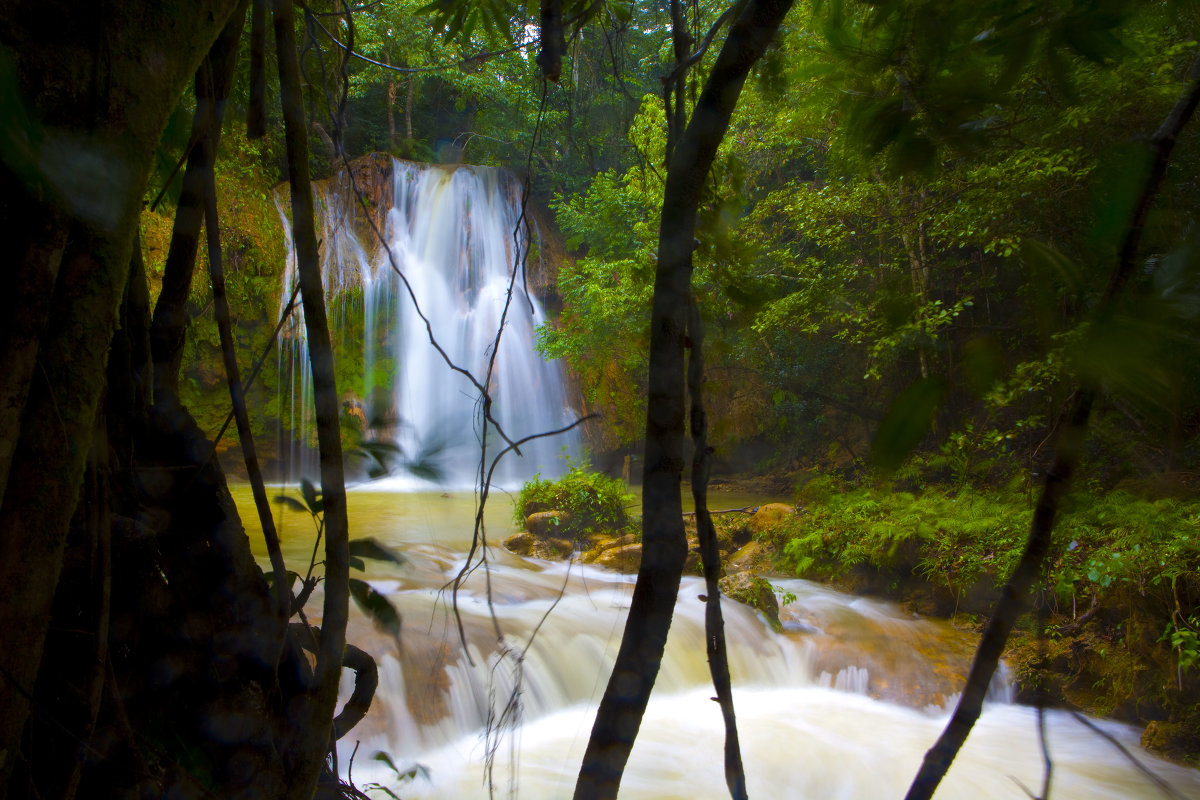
276, 158, 578, 488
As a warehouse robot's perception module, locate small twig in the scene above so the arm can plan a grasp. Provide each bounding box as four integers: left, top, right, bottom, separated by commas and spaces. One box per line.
682, 505, 756, 516
1069, 712, 1187, 800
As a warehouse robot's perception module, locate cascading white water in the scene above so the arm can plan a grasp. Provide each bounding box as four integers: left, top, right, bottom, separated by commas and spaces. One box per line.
234, 489, 1200, 799
333, 545, 1200, 800
276, 159, 578, 488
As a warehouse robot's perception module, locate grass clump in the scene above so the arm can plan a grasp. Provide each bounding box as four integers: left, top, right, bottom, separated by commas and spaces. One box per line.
514, 462, 636, 541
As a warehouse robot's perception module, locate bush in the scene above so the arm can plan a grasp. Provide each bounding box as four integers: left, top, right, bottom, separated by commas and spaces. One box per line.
513, 463, 636, 540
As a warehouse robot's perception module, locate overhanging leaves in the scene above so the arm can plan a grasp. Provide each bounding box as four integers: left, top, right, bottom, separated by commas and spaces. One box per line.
348, 537, 409, 566
348, 578, 403, 643
872, 376, 948, 473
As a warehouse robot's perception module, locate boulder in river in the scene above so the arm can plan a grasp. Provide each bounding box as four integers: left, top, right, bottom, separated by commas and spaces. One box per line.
525, 509, 574, 538
727, 540, 771, 572
747, 503, 796, 537
581, 533, 637, 564
719, 571, 782, 632
594, 543, 642, 572
502, 532, 573, 560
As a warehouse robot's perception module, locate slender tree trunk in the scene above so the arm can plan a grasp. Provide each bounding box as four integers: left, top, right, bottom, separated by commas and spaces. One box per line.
149, 4, 249, 407
202, 128, 291, 645
271, 1, 353, 797
248, 0, 269, 139
386, 70, 398, 152
573, 2, 794, 797
0, 5, 239, 796
689, 298, 746, 800
405, 77, 415, 157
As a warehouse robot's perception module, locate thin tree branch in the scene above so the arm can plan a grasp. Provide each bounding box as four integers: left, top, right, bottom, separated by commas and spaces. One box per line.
1068, 712, 1188, 800
688, 296, 746, 800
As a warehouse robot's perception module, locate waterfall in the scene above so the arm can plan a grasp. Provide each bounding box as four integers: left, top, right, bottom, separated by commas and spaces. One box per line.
276, 158, 578, 488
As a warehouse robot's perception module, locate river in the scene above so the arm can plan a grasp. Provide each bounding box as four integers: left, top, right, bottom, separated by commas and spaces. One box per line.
235, 487, 1200, 799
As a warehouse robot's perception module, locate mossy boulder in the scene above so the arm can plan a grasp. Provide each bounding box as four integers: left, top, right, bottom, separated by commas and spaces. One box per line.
728, 541, 771, 572
525, 510, 574, 538
594, 543, 642, 572
502, 532, 573, 560
747, 503, 796, 537
719, 571, 781, 632
582, 533, 638, 564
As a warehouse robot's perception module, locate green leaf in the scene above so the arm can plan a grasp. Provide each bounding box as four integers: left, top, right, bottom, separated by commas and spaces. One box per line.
349, 556, 367, 572
872, 377, 948, 473
372, 751, 430, 784
1089, 144, 1152, 253
1021, 239, 1083, 293
274, 494, 308, 514
349, 578, 402, 641
348, 537, 409, 566
300, 478, 323, 515
960, 336, 1006, 397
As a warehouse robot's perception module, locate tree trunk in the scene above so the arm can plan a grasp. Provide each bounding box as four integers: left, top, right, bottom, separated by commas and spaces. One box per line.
271, 0, 353, 797
149, 0, 248, 407
0, 3, 241, 795
573, 1, 795, 797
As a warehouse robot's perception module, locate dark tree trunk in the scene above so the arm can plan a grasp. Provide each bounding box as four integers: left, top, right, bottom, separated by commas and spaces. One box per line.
149, 4, 248, 407
271, 0, 354, 797
0, 4, 241, 794
573, 1, 795, 797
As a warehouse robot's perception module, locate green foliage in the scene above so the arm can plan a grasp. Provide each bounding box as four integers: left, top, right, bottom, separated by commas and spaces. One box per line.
778, 478, 1200, 622
274, 480, 409, 641
1162, 616, 1200, 676
364, 752, 430, 799
513, 462, 636, 539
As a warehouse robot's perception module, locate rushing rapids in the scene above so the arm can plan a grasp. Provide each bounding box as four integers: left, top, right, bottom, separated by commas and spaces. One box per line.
236, 490, 1200, 800
275, 158, 578, 488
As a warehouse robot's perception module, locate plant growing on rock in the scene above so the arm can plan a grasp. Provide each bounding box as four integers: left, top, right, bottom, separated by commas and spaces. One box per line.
513, 462, 636, 541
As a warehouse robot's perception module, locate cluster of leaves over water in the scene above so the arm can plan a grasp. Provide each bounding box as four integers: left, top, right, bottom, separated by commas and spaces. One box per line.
274, 478, 408, 645
773, 477, 1200, 623
513, 461, 636, 540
